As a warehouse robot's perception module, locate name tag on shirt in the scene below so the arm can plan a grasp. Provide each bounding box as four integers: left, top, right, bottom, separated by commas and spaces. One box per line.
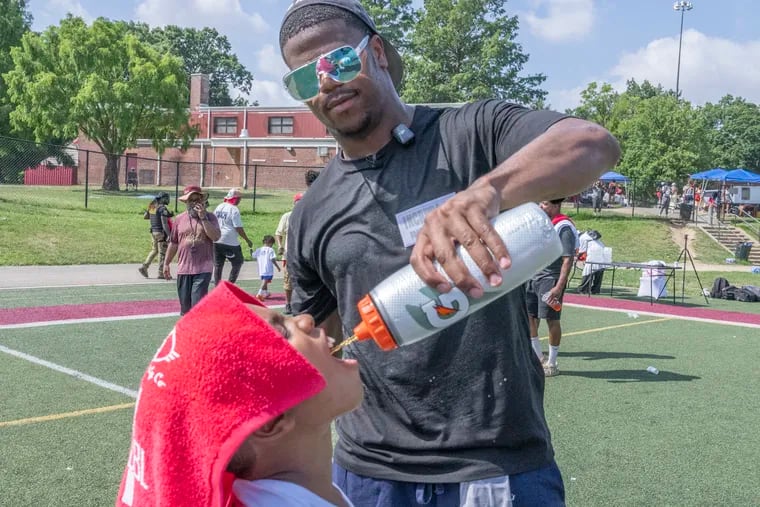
395, 193, 455, 248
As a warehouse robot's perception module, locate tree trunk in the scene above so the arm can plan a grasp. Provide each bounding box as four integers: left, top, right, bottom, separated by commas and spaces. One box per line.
102, 153, 121, 191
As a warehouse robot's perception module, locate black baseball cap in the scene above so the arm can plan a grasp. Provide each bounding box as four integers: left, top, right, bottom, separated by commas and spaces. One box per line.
280, 0, 404, 91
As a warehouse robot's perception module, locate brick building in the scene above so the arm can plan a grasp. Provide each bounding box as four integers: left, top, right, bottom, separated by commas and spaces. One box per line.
75, 73, 336, 190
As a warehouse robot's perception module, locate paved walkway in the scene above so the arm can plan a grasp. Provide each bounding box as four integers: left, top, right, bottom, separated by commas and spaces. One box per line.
0, 263, 278, 290
0, 259, 754, 290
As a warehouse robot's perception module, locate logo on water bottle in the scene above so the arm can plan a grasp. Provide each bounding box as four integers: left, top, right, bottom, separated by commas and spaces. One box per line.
406, 286, 470, 330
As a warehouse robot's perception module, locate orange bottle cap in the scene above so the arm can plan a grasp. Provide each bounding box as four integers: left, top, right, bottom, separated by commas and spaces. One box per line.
354, 294, 397, 351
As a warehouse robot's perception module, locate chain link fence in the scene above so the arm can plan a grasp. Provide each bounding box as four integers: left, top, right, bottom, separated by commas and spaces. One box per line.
0, 134, 665, 219
0, 135, 323, 213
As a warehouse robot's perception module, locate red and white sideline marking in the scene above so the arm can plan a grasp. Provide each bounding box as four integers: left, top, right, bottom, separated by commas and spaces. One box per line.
564, 294, 760, 328
0, 296, 286, 328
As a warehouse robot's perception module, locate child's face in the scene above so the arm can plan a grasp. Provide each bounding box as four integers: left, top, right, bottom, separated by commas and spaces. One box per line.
247, 305, 363, 423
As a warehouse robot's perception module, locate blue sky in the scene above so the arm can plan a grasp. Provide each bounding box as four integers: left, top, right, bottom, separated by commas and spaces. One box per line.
28, 0, 760, 111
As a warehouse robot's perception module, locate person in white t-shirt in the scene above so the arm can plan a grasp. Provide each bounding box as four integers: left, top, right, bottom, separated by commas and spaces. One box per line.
252, 235, 281, 300
115, 282, 361, 507
214, 188, 254, 286
577, 230, 607, 295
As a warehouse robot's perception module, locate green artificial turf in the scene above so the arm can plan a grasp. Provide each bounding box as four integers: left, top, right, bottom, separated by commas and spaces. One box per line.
2, 303, 758, 505
544, 308, 760, 506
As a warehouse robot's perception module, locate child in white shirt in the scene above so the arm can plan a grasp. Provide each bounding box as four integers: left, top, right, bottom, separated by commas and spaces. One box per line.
251, 235, 280, 300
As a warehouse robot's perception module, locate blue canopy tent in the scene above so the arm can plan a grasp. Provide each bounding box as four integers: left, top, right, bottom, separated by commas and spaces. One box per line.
689, 169, 729, 216
599, 171, 630, 182
574, 171, 633, 214
597, 171, 632, 213
690, 168, 760, 219
721, 168, 760, 183
690, 168, 727, 180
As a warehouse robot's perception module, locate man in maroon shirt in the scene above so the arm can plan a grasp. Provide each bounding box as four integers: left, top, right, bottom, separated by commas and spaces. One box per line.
163, 185, 221, 315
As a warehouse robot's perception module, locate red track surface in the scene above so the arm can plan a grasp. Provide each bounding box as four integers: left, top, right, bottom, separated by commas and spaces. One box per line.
563, 294, 760, 326
1, 292, 757, 327
0, 294, 287, 326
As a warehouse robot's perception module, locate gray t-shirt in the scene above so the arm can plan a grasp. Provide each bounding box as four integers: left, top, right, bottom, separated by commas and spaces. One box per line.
288, 101, 567, 482
537, 225, 577, 279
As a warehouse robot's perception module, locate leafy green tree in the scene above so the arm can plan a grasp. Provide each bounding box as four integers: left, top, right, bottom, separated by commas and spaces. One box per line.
530, 96, 552, 110
4, 16, 196, 190
606, 79, 672, 138
566, 82, 619, 129
700, 95, 760, 172
624, 79, 671, 100
402, 0, 546, 104
0, 136, 75, 184
616, 94, 711, 196
128, 23, 254, 106
0, 0, 32, 135
0, 2, 80, 184
362, 0, 417, 54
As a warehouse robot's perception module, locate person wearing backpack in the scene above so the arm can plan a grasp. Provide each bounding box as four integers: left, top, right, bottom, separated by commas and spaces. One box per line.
139, 192, 173, 279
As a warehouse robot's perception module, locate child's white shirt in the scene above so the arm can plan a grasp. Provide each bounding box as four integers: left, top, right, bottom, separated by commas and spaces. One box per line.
233, 478, 354, 506
252, 246, 277, 277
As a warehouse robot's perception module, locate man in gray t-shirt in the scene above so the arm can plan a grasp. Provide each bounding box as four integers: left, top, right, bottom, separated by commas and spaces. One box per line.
279, 0, 620, 503
526, 198, 578, 377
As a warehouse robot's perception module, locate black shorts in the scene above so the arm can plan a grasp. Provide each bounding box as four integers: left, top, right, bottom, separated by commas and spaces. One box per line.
526, 276, 562, 320
214, 243, 244, 266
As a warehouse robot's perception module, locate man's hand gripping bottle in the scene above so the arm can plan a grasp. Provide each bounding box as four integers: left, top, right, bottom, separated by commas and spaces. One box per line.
334, 202, 562, 352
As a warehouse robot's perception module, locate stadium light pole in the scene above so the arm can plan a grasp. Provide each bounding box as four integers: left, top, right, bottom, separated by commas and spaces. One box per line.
673, 1, 693, 99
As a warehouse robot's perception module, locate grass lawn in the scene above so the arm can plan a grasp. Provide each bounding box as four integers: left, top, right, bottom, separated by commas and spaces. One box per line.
2, 189, 758, 292
0, 185, 292, 265
569, 211, 681, 263
735, 222, 760, 242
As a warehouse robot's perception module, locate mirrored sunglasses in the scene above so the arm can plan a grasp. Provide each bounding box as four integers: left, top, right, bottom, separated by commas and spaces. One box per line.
283, 35, 370, 102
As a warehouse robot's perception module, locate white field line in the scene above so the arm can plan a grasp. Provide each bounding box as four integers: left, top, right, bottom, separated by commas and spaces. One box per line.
0, 344, 137, 398
0, 276, 264, 291
0, 306, 284, 400
0, 312, 179, 330
0, 291, 169, 303
0, 282, 158, 291
564, 302, 760, 329
0, 304, 285, 330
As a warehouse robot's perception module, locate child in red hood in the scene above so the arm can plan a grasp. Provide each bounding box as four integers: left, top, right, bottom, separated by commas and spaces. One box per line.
116, 281, 362, 507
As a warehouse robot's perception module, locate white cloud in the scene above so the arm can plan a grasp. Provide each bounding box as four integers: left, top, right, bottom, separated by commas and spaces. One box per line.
522, 0, 594, 42
32, 0, 93, 30
255, 44, 290, 80
547, 83, 589, 112
251, 79, 301, 107
250, 44, 301, 105
609, 30, 760, 105
48, 0, 92, 19
135, 0, 268, 32
549, 30, 760, 111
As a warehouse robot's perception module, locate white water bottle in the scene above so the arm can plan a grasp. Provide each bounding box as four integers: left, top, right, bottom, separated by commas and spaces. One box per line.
351, 202, 562, 350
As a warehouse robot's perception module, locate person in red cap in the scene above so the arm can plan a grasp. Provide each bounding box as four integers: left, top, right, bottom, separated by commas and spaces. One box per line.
116, 282, 362, 507
275, 192, 304, 314
163, 185, 221, 315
